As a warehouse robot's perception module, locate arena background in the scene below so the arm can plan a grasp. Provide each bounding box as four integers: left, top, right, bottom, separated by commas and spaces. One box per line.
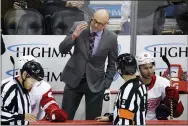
2, 35, 187, 120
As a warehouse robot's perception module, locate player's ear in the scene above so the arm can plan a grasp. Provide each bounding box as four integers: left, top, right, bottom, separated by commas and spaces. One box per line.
22, 71, 28, 80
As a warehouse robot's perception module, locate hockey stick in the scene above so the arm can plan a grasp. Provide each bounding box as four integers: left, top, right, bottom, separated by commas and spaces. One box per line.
162, 56, 172, 84
162, 55, 173, 120
10, 56, 15, 79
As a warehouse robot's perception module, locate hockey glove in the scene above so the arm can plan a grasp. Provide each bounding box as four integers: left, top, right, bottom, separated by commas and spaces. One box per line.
163, 86, 179, 108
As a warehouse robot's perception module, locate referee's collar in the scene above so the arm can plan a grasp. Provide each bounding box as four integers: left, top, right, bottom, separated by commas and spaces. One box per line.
120, 77, 140, 89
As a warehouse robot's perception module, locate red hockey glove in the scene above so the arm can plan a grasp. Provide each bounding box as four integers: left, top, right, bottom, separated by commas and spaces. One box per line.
49, 109, 68, 122
163, 86, 179, 108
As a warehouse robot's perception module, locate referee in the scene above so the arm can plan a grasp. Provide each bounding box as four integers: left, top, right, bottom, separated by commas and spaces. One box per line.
95, 53, 147, 125
1, 60, 44, 125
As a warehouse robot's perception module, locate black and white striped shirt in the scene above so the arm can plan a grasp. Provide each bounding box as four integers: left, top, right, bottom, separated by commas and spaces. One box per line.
113, 78, 147, 125
1, 78, 31, 125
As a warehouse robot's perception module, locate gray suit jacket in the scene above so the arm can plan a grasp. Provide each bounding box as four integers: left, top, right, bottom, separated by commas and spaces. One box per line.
59, 21, 118, 92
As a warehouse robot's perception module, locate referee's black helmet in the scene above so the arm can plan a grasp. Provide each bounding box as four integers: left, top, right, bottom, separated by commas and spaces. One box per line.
116, 53, 137, 75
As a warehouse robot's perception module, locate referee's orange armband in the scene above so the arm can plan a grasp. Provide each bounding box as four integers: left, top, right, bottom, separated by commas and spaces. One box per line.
119, 109, 134, 120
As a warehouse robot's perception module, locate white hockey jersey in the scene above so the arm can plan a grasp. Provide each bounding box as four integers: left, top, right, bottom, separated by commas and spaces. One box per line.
30, 80, 58, 120
146, 75, 170, 120
2, 77, 58, 120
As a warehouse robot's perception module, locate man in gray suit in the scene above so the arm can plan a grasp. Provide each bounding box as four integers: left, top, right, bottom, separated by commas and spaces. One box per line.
59, 9, 118, 120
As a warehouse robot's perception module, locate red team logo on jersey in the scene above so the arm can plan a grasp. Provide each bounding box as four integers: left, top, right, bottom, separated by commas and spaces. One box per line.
147, 97, 161, 111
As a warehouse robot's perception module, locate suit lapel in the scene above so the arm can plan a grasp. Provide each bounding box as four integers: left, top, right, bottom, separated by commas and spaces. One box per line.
83, 26, 90, 56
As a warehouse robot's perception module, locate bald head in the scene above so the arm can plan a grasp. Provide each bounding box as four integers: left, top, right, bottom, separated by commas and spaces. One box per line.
90, 9, 110, 32
93, 9, 110, 21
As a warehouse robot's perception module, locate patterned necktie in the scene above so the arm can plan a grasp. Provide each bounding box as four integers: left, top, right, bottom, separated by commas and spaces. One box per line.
89, 32, 97, 58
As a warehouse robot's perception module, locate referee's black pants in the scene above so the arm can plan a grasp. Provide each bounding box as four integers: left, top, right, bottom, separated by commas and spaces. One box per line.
61, 77, 105, 120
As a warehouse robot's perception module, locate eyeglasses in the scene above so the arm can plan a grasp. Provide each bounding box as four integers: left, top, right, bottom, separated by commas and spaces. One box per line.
92, 19, 109, 27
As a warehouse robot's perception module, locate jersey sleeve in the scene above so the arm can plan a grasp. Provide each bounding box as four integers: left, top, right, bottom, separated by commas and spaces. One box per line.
1, 84, 24, 123
40, 88, 60, 116
173, 100, 184, 118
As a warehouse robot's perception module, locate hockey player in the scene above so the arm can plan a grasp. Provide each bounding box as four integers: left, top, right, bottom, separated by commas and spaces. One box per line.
2, 55, 68, 122
96, 53, 147, 125
1, 60, 44, 125
136, 52, 184, 120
